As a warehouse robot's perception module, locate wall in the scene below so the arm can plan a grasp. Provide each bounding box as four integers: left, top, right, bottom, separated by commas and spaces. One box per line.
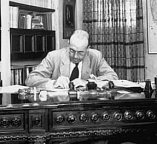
57, 0, 83, 49
1, 0, 156, 82
58, 0, 157, 82
143, 0, 157, 81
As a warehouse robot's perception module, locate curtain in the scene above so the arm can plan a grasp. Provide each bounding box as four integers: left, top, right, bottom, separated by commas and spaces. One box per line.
83, 0, 145, 82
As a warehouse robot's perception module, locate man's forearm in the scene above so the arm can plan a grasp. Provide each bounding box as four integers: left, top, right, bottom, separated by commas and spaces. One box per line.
25, 74, 51, 88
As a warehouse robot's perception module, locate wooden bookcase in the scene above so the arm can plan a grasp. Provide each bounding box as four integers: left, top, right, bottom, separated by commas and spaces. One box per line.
9, 1, 56, 104
10, 1, 56, 85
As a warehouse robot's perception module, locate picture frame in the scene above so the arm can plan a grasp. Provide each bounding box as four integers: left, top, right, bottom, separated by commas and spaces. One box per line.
63, 0, 76, 39
147, 0, 157, 53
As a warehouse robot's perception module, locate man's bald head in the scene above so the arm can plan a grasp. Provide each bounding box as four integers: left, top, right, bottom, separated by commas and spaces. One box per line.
69, 30, 89, 49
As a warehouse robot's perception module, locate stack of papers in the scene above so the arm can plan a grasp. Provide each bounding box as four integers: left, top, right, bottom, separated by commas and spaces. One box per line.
0, 80, 146, 94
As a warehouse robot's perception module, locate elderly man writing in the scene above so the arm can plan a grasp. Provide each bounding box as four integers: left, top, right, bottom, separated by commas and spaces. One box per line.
25, 30, 118, 90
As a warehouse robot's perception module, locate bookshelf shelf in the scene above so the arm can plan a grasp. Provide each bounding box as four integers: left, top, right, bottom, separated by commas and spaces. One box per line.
10, 28, 55, 61
9, 1, 55, 13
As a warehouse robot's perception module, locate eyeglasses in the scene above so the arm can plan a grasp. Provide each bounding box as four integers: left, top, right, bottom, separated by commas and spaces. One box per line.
69, 48, 86, 56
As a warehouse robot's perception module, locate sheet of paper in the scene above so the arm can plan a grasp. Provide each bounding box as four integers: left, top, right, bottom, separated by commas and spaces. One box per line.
70, 79, 143, 89
0, 85, 29, 94
45, 88, 69, 92
112, 80, 143, 88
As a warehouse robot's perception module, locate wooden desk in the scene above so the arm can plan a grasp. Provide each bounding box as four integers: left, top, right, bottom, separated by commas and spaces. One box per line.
0, 99, 157, 144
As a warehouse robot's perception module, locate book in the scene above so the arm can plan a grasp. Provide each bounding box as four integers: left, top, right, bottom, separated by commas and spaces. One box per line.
31, 14, 44, 29
10, 6, 19, 28
24, 64, 36, 80
11, 67, 24, 85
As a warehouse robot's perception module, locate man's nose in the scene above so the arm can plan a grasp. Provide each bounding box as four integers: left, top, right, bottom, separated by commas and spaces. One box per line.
73, 52, 79, 58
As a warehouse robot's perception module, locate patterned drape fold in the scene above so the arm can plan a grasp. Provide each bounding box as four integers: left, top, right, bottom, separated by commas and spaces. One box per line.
83, 0, 145, 81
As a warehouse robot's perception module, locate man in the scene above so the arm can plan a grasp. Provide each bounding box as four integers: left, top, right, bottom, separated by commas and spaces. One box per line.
25, 30, 118, 90
25, 30, 136, 144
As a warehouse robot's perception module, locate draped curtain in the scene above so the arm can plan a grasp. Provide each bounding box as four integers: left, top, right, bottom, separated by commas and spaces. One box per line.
83, 0, 145, 82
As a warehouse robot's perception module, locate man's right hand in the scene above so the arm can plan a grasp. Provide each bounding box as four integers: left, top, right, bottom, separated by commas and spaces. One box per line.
72, 78, 87, 88
54, 76, 70, 89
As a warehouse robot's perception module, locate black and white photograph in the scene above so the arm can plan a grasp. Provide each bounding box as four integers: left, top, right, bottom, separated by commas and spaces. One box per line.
0, 0, 157, 144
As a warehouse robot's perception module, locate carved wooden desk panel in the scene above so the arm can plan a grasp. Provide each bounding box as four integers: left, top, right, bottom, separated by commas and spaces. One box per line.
0, 99, 157, 144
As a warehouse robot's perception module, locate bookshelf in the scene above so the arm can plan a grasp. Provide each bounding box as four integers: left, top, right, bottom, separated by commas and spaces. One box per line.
11, 64, 37, 86
9, 1, 56, 86
10, 1, 55, 29
0, 0, 56, 104
9, 1, 56, 104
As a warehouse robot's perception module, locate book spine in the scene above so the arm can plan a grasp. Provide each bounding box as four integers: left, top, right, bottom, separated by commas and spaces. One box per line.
10, 6, 19, 28
11, 68, 24, 85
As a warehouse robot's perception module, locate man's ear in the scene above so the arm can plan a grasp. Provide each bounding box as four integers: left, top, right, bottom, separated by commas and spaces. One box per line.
68, 39, 70, 44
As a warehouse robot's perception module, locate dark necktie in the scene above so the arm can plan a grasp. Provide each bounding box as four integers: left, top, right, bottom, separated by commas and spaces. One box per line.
70, 63, 79, 81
